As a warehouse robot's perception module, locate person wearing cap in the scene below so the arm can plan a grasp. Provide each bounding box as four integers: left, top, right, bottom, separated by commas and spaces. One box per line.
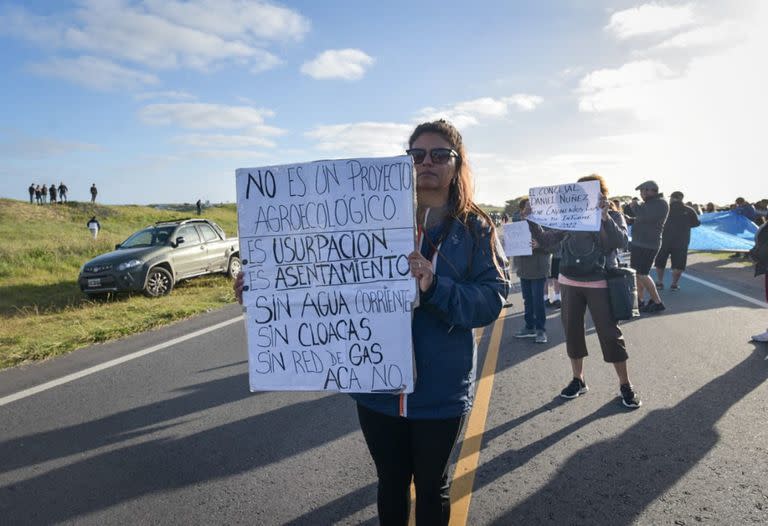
654, 191, 700, 291
630, 180, 669, 313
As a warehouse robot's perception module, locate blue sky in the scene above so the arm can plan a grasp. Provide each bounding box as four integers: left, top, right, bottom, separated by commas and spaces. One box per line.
1, 0, 765, 206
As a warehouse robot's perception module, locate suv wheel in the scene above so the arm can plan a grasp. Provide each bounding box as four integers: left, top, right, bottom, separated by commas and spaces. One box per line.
227, 256, 242, 279
143, 267, 174, 297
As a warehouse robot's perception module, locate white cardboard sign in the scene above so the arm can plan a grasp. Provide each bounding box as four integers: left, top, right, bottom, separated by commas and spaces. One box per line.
527, 180, 601, 232
235, 156, 417, 393
502, 221, 533, 256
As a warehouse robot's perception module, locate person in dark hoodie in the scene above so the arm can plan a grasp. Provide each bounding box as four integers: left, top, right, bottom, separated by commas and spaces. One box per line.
749, 220, 768, 342
654, 191, 700, 291
235, 119, 509, 525
512, 197, 552, 344
531, 174, 642, 409
629, 180, 669, 313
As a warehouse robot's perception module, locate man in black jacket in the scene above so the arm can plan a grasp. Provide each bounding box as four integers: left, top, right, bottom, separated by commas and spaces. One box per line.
630, 180, 669, 313
654, 191, 700, 291
749, 221, 768, 342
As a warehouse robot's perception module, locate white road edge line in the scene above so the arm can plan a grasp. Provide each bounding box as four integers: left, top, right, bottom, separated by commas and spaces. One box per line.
682, 273, 768, 309
2, 271, 764, 408
0, 316, 243, 408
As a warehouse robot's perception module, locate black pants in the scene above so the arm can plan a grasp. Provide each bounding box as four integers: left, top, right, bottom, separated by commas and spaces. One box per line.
356, 404, 465, 526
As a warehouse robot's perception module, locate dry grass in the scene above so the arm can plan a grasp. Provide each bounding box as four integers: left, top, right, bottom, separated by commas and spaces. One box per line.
0, 198, 238, 369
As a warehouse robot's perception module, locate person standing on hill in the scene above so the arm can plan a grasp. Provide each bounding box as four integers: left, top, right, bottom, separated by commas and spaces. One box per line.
49, 184, 57, 204
196, 199, 202, 216
58, 182, 68, 203
630, 180, 669, 314
34, 185, 42, 205
28, 183, 35, 204
90, 183, 98, 203
41, 184, 48, 204
654, 191, 700, 291
87, 216, 101, 239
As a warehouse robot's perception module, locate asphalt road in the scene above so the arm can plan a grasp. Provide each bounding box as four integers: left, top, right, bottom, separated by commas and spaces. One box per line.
1, 262, 766, 525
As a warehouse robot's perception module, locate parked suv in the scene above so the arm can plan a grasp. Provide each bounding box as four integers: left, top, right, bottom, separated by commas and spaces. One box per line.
78, 218, 240, 297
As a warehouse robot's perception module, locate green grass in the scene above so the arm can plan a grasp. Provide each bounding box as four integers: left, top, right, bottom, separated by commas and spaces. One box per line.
0, 198, 239, 369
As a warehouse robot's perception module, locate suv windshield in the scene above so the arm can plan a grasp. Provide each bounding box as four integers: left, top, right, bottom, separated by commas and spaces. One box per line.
120, 226, 176, 249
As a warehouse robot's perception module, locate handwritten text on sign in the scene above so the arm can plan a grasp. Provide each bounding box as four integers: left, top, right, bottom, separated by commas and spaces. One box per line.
527, 180, 601, 232
236, 156, 417, 393
502, 221, 533, 256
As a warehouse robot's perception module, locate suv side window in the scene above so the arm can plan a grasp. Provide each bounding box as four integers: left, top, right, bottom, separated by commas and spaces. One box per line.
176, 225, 202, 245
198, 223, 220, 243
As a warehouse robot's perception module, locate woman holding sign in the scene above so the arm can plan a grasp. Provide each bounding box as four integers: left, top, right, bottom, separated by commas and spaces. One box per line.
528, 174, 642, 409
235, 119, 508, 525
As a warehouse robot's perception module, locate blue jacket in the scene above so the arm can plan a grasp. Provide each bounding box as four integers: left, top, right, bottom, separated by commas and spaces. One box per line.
352, 214, 509, 419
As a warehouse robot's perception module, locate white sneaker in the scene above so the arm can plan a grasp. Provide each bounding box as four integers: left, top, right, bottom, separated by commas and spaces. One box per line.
751, 330, 768, 342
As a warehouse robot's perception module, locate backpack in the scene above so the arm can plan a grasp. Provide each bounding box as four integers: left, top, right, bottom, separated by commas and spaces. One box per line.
559, 232, 606, 277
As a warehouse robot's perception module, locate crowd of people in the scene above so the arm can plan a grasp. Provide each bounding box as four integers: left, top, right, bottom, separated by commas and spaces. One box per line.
509, 181, 768, 351
221, 117, 768, 525
26, 182, 99, 204
28, 182, 69, 204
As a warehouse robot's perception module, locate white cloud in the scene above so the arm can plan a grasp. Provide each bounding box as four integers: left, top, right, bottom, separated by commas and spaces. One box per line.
63, 5, 277, 72
606, 3, 696, 39
173, 133, 283, 149
415, 94, 543, 128
574, 3, 768, 203
301, 49, 374, 80
655, 21, 742, 49
577, 60, 676, 116
134, 90, 197, 101
27, 56, 159, 91
143, 0, 310, 41
304, 93, 544, 157
139, 103, 280, 131
502, 94, 544, 111
305, 122, 412, 156
190, 149, 271, 160
0, 1, 305, 76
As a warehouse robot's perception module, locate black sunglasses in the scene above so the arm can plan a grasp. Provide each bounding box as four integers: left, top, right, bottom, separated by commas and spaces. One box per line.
406, 147, 459, 165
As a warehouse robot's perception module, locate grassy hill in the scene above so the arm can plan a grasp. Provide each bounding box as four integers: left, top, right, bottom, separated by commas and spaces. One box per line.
0, 198, 239, 369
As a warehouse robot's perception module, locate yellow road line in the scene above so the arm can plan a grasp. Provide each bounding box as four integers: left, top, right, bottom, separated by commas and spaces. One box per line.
449, 318, 505, 525
408, 327, 490, 526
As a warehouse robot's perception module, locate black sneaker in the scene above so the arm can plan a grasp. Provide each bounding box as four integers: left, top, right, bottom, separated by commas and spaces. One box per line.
551, 299, 562, 309
644, 301, 666, 314
620, 383, 642, 408
670, 284, 679, 291
560, 378, 588, 399
545, 299, 553, 308
638, 300, 647, 311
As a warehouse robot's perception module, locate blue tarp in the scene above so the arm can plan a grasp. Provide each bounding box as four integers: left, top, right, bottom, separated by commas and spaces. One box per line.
628, 211, 757, 252
690, 211, 757, 251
